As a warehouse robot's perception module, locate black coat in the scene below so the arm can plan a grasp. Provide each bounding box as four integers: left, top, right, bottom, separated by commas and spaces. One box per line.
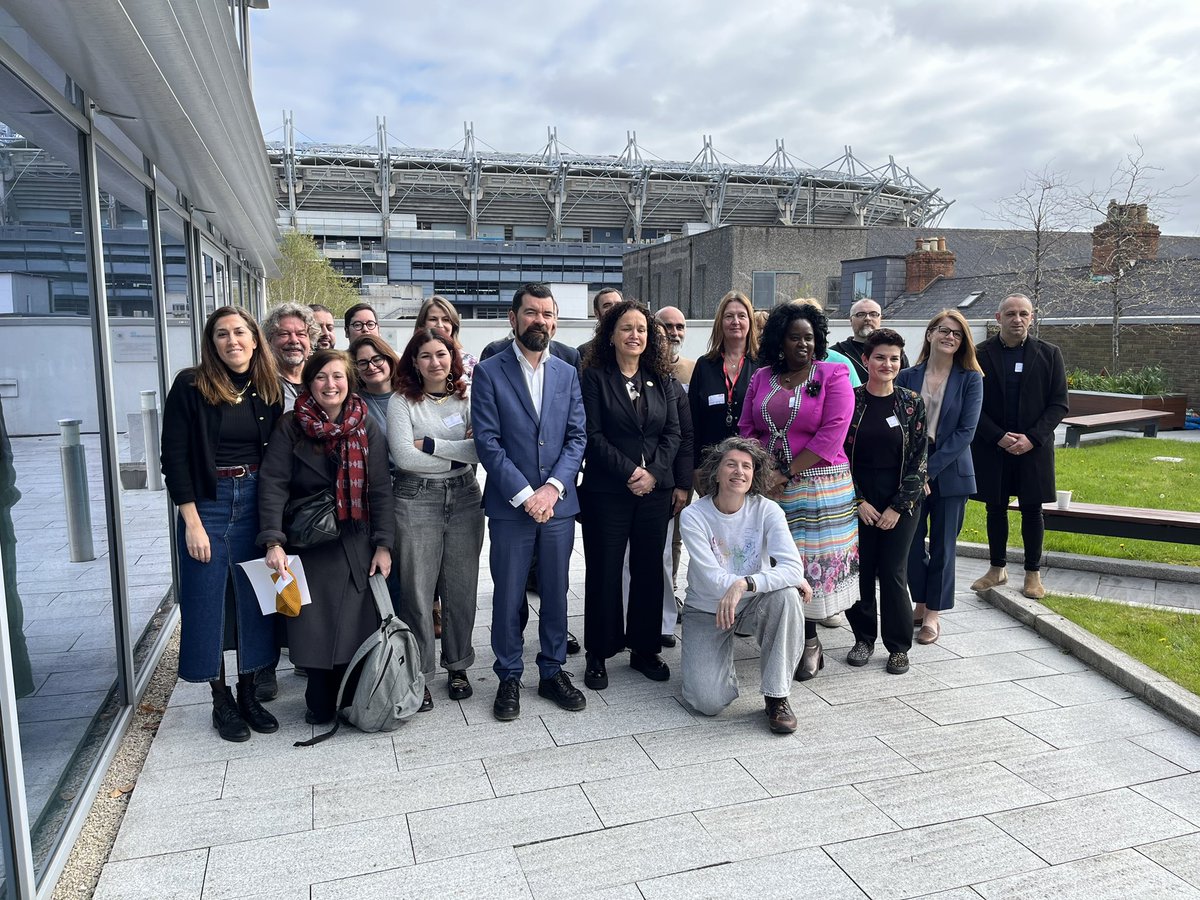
970, 336, 1069, 505
580, 366, 681, 493
687, 354, 760, 468
257, 413, 394, 669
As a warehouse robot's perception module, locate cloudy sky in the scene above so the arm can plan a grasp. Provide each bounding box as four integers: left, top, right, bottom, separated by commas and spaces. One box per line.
250, 1, 1200, 234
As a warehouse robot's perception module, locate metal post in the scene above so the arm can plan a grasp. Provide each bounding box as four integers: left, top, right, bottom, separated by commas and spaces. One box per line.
140, 391, 163, 492
58, 419, 94, 562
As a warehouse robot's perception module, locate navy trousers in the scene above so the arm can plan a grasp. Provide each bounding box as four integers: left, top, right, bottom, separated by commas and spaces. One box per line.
908, 482, 968, 612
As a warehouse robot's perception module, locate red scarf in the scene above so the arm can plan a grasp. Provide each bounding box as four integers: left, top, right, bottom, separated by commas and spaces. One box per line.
293, 391, 370, 524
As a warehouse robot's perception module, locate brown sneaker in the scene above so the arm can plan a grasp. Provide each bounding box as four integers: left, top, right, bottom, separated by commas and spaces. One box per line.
765, 696, 797, 734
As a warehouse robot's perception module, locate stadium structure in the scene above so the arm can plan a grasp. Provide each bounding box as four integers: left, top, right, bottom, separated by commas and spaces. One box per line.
267, 114, 952, 317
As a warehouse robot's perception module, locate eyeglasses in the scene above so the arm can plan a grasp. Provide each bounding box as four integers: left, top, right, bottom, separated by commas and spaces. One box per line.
355, 355, 388, 371
852, 311, 882, 320
349, 320, 378, 333
933, 326, 964, 340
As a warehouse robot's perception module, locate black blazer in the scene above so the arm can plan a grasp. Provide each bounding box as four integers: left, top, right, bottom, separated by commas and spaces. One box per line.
479, 338, 581, 371
688, 354, 760, 467
672, 377, 694, 491
580, 365, 681, 493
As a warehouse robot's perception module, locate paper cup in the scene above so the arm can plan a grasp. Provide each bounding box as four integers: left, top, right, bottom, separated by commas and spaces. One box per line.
1056, 490, 1072, 510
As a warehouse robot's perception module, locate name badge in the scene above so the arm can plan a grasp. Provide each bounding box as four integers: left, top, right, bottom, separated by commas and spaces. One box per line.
708, 393, 724, 406
886, 415, 900, 428
788, 395, 797, 407
680, 383, 690, 394
442, 413, 464, 427
1014, 362, 1024, 373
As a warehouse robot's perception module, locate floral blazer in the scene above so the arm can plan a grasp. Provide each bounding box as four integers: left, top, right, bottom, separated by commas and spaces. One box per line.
844, 385, 928, 515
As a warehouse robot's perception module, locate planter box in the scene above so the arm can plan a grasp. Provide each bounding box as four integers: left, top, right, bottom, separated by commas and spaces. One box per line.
1068, 390, 1188, 429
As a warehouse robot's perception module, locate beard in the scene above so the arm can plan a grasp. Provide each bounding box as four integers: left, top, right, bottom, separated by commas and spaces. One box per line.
517, 325, 550, 353
667, 341, 681, 362
853, 324, 875, 341
317, 336, 334, 350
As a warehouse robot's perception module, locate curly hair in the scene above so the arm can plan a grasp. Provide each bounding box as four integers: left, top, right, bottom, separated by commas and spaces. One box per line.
758, 302, 829, 374
262, 301, 319, 345
395, 328, 468, 402
694, 435, 773, 498
581, 300, 671, 381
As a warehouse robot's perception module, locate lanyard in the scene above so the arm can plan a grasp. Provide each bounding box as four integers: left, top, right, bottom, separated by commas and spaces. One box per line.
723, 354, 745, 427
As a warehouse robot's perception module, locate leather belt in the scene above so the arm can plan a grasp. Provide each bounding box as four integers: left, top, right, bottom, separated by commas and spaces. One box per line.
215, 464, 259, 478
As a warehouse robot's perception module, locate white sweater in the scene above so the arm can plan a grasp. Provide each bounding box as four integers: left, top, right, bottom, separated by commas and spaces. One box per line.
679, 494, 805, 614
386, 391, 478, 476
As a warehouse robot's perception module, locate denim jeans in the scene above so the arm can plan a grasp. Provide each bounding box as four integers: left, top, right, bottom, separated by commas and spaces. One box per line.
393, 471, 484, 675
176, 474, 279, 682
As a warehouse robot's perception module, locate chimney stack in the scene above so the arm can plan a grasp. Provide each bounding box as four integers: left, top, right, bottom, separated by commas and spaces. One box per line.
1092, 201, 1160, 277
905, 237, 956, 293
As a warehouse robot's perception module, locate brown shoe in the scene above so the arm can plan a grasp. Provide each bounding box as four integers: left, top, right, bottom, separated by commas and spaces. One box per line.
916, 621, 940, 645
765, 696, 797, 734
1022, 571, 1046, 600
970, 566, 1008, 592
432, 603, 442, 639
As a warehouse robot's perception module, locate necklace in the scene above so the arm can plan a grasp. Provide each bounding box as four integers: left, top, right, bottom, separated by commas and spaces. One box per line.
232, 385, 248, 404
779, 364, 811, 389
424, 391, 451, 405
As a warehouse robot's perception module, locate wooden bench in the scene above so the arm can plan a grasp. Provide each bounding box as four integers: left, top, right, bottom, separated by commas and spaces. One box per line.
1062, 410, 1171, 448
1009, 499, 1200, 545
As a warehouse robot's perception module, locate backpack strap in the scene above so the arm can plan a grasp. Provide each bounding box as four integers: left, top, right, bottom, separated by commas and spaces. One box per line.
368, 571, 393, 621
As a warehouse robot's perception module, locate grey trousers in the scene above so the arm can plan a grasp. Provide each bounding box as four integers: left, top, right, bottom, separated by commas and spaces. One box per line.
681, 587, 805, 716
394, 471, 484, 675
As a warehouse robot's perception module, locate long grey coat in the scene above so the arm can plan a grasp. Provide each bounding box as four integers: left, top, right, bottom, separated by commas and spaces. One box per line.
257, 412, 394, 669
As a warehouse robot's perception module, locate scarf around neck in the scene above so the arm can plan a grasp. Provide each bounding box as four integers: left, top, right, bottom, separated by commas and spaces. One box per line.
293, 390, 370, 523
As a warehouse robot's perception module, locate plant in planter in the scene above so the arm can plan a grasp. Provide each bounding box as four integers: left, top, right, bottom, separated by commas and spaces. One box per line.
1067, 365, 1187, 427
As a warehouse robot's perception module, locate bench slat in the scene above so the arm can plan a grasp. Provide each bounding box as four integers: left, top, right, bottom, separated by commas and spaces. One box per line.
1062, 410, 1171, 428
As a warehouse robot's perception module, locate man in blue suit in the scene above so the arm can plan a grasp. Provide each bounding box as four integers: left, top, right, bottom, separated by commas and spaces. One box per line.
473, 283, 588, 720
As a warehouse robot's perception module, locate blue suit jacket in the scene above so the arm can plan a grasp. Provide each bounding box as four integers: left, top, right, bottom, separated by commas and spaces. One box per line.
896, 363, 983, 497
471, 346, 586, 520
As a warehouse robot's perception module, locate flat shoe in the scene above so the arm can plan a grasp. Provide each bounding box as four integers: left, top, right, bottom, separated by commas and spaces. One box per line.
419, 686, 433, 712
630, 651, 670, 682
448, 670, 472, 700
916, 622, 940, 645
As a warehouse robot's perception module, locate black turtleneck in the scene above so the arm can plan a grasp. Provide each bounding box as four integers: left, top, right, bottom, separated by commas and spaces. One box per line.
215, 369, 262, 467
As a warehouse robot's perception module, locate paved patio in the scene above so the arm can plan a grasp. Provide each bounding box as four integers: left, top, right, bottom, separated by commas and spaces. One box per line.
91, 527, 1200, 900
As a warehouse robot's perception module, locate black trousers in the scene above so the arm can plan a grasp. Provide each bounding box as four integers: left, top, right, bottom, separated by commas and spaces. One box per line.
986, 455, 1045, 571
848, 513, 919, 654
580, 487, 671, 658
304, 663, 357, 722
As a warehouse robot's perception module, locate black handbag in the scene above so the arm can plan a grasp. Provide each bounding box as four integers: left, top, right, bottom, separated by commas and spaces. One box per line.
283, 490, 339, 549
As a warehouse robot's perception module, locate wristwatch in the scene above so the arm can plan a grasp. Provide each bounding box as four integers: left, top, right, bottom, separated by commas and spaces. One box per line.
744, 575, 756, 593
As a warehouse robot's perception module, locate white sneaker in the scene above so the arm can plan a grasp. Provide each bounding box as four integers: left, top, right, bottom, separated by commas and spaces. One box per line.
818, 613, 846, 628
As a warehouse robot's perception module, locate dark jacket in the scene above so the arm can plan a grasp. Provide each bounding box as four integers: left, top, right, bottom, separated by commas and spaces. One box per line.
672, 377, 694, 491
256, 413, 394, 669
160, 370, 281, 505
831, 337, 909, 384
844, 385, 928, 515
580, 366, 681, 494
688, 354, 760, 469
896, 363, 983, 497
479, 337, 581, 371
971, 336, 1068, 505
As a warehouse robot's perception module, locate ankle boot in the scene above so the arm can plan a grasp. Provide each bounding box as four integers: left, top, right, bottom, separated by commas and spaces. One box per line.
1022, 571, 1046, 600
212, 686, 251, 742
970, 566, 1008, 592
794, 637, 824, 682
237, 681, 280, 734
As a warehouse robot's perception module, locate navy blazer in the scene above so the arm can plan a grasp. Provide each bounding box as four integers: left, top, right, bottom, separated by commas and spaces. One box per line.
471, 346, 586, 521
580, 365, 681, 493
478, 337, 581, 371
896, 363, 983, 497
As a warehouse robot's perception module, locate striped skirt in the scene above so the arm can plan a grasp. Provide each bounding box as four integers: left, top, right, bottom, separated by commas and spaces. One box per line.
777, 464, 859, 620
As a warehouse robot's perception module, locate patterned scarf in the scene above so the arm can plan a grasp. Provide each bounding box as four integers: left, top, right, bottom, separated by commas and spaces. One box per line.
293, 390, 370, 523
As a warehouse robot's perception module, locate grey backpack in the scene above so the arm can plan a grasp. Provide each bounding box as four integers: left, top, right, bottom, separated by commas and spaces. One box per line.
295, 573, 425, 746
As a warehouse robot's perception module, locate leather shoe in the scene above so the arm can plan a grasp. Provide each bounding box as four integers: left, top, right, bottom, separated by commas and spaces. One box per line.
493, 677, 521, 721
765, 695, 797, 734
886, 651, 910, 675
916, 621, 940, 645
630, 651, 670, 682
236, 683, 279, 734
448, 670, 472, 700
419, 686, 433, 712
846, 640, 874, 667
537, 670, 587, 711
794, 637, 823, 681
1022, 571, 1046, 600
660, 633, 677, 648
566, 631, 581, 655
305, 708, 334, 725
584, 653, 608, 690
253, 666, 278, 702
211, 687, 250, 742
970, 566, 1008, 592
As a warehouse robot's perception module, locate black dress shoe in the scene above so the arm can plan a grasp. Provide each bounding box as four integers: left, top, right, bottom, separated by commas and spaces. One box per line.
566, 631, 581, 655
584, 653, 608, 690
537, 670, 586, 711
493, 677, 521, 721
630, 651, 670, 682
236, 683, 279, 734
212, 687, 250, 742
661, 633, 677, 648
448, 670, 472, 700
253, 666, 278, 702
419, 686, 433, 712
305, 708, 334, 725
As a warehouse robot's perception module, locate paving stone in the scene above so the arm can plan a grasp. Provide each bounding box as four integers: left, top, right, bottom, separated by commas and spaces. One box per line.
637, 846, 868, 899
988, 788, 1195, 864
936, 626, 1052, 657
1155, 582, 1200, 611
1132, 729, 1200, 772
311, 848, 532, 900
124, 759, 227, 807
221, 734, 399, 796
881, 717, 1056, 773
394, 716, 556, 770
825, 816, 1045, 899
202, 815, 412, 900
539, 696, 697, 745
407, 784, 601, 862
1003, 739, 1188, 799
93, 848, 207, 900
738, 736, 919, 796
804, 667, 946, 706
313, 759, 494, 828
916, 652, 1060, 688
1134, 772, 1200, 827
1007, 698, 1175, 749
634, 720, 799, 769
1139, 833, 1200, 888
974, 848, 1200, 899
516, 812, 726, 900
1039, 568, 1101, 597
1017, 646, 1092, 674
856, 761, 1052, 828
483, 735, 655, 796
582, 757, 767, 827
141, 701, 314, 774
908, 891, 987, 900
900, 682, 1057, 725
694, 784, 898, 859
937, 608, 1027, 633
1096, 575, 1160, 604
1015, 670, 1132, 705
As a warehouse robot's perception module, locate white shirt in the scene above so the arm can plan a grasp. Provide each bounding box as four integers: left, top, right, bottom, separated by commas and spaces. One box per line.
508, 340, 565, 508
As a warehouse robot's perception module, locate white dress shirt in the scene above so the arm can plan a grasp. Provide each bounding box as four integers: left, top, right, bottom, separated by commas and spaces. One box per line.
509, 340, 566, 508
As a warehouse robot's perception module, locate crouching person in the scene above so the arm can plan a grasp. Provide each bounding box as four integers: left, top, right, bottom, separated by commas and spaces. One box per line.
680, 436, 811, 734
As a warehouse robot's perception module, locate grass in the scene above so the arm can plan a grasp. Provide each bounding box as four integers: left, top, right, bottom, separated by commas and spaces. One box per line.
960, 437, 1200, 566
1042, 593, 1200, 696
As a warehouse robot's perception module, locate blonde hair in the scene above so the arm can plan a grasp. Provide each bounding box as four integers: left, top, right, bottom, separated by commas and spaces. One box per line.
704, 291, 759, 361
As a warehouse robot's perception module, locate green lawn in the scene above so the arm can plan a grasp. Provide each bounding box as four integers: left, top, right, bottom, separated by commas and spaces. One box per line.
960, 438, 1200, 566
1042, 594, 1200, 696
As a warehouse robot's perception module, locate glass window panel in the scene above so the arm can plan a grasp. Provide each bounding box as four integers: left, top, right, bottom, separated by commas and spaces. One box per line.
158, 205, 195, 377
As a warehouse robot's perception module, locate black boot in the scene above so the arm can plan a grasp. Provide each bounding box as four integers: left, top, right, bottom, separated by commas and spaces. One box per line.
237, 677, 279, 734
211, 685, 250, 742
254, 666, 278, 701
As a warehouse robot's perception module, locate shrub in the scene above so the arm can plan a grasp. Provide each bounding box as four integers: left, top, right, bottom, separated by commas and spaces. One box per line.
1066, 365, 1171, 395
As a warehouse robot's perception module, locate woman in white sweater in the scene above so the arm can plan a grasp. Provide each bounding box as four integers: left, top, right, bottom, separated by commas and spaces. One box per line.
387, 328, 484, 705
679, 436, 811, 734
